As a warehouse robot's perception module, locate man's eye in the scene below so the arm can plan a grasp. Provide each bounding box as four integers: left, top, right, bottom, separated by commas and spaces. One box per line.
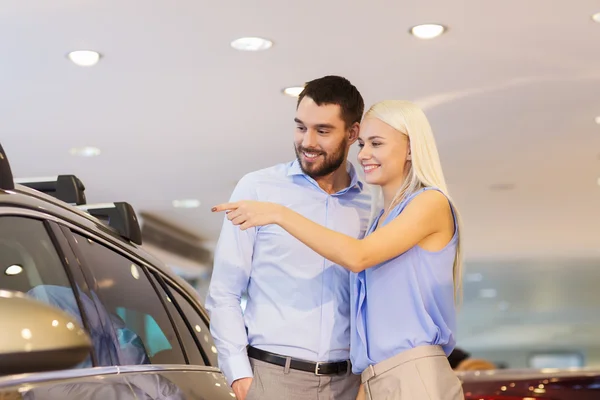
296, 126, 306, 132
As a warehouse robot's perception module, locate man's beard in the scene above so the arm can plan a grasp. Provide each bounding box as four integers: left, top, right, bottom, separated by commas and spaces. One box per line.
294, 139, 347, 178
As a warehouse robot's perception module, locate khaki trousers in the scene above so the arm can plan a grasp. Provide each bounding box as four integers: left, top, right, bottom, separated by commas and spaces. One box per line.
246, 358, 360, 400
360, 346, 464, 400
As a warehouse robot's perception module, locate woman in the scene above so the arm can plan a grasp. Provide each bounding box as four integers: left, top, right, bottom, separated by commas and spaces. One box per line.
212, 100, 465, 400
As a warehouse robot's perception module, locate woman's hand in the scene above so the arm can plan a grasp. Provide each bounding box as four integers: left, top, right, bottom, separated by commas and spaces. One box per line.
212, 201, 285, 230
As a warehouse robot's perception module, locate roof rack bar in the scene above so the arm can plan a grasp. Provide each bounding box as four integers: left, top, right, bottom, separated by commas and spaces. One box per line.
77, 202, 142, 245
16, 175, 86, 205
0, 144, 15, 191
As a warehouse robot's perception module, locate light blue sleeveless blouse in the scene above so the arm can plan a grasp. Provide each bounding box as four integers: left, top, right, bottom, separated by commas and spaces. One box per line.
350, 187, 458, 374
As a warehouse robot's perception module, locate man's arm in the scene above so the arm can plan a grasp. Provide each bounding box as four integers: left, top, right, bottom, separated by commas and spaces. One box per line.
205, 175, 257, 387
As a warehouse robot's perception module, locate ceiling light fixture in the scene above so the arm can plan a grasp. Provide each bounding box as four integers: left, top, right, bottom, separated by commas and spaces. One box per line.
230, 37, 273, 51
67, 50, 101, 67
69, 146, 101, 157
596, 177, 600, 187
497, 301, 510, 311
410, 24, 446, 39
130, 264, 140, 280
595, 116, 600, 125
592, 12, 600, 23
5, 265, 23, 276
172, 199, 201, 209
282, 86, 304, 97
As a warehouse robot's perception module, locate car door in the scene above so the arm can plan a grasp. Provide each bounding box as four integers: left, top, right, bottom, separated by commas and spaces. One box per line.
0, 207, 135, 397
0, 209, 96, 369
56, 226, 234, 399
0, 207, 234, 399
153, 274, 220, 367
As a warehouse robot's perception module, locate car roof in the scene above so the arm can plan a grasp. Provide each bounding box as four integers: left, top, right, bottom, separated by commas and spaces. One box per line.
0, 186, 204, 313
0, 142, 205, 309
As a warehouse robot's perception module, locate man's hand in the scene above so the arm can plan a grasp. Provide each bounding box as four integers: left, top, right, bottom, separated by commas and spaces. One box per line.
356, 383, 366, 400
231, 377, 253, 400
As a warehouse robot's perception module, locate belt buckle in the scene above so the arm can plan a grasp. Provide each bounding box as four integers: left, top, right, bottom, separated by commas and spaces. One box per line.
314, 362, 324, 376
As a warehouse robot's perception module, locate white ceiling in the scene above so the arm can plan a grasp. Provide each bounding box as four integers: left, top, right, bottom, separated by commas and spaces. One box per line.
2, 0, 600, 353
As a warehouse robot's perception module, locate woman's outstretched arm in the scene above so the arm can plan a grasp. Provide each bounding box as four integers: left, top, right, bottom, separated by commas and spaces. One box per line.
213, 189, 450, 273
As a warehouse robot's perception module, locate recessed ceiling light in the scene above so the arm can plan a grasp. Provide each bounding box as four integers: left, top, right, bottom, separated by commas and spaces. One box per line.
282, 86, 304, 97
67, 50, 101, 67
172, 199, 201, 208
479, 288, 497, 299
592, 12, 600, 23
410, 24, 446, 39
130, 264, 140, 280
69, 146, 101, 157
5, 264, 23, 276
595, 116, 600, 125
230, 37, 273, 51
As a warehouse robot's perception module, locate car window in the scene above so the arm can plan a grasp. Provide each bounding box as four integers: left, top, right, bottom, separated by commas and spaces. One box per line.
70, 232, 186, 365
165, 282, 219, 367
149, 274, 206, 366
0, 216, 91, 367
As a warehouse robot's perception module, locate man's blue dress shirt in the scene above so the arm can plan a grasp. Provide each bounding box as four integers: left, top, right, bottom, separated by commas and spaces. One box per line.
205, 159, 372, 385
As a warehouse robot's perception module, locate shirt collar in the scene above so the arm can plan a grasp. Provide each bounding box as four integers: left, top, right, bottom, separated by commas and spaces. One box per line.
287, 159, 364, 192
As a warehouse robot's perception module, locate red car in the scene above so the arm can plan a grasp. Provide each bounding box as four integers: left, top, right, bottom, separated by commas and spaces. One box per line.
459, 368, 600, 399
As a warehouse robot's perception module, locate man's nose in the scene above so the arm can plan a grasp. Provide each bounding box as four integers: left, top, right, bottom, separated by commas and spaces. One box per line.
302, 131, 318, 148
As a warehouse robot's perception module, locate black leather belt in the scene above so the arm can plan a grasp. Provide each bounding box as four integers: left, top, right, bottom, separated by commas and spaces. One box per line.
247, 346, 349, 376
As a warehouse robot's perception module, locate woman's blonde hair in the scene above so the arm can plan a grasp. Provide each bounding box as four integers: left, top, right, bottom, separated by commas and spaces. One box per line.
364, 100, 464, 304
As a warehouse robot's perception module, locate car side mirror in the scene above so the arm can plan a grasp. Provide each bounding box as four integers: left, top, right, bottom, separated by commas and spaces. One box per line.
0, 290, 92, 375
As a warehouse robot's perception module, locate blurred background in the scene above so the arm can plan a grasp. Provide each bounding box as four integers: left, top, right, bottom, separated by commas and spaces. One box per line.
1, 0, 600, 370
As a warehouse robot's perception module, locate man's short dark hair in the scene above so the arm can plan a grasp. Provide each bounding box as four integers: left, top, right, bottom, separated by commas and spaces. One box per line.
297, 75, 364, 128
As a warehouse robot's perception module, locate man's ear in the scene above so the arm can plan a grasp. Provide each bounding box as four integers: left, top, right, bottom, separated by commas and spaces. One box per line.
347, 122, 360, 144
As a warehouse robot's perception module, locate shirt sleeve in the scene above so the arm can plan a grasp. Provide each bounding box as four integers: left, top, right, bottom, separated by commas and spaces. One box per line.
205, 174, 258, 386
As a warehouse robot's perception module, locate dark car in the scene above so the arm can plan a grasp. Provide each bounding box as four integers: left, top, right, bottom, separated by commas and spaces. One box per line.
0, 143, 235, 399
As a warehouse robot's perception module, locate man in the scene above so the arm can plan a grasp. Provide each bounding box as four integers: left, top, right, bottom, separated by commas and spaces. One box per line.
205, 75, 372, 400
